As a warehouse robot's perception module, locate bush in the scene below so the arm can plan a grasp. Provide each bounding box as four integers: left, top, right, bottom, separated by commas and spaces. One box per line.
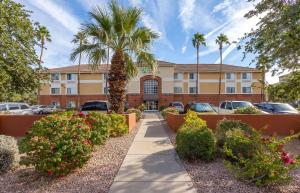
109, 113, 129, 137
159, 105, 166, 111
19, 112, 93, 176
161, 107, 179, 119
223, 128, 300, 186
176, 111, 216, 161
0, 135, 20, 173
86, 112, 110, 145
234, 106, 261, 114
126, 108, 142, 121
137, 103, 146, 111
215, 119, 252, 147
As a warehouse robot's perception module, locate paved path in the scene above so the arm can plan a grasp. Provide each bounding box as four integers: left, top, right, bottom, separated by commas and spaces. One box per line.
109, 112, 196, 193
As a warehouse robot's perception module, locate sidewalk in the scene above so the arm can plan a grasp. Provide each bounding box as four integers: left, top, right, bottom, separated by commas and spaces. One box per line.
109, 112, 196, 193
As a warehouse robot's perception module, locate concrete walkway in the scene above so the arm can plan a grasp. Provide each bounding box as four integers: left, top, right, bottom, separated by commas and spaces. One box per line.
109, 112, 196, 193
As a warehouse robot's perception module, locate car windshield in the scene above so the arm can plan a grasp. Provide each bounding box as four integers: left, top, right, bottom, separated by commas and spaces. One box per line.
172, 103, 183, 107
272, 104, 297, 112
194, 103, 214, 112
232, 102, 253, 109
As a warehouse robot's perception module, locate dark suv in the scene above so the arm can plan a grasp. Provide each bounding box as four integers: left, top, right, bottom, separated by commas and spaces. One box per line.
80, 101, 109, 114
254, 102, 299, 114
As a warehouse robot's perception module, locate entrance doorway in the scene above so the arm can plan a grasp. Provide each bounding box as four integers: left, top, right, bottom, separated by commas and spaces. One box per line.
145, 101, 158, 111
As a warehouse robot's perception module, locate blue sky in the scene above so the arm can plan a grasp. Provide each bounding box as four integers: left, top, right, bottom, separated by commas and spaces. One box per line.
16, 0, 278, 83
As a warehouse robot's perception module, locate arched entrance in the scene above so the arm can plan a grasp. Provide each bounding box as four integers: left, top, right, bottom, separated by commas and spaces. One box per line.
141, 76, 162, 111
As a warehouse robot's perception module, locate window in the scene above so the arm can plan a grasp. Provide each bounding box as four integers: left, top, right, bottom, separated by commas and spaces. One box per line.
67, 101, 76, 108
51, 73, 60, 81
52, 101, 60, 107
104, 87, 109, 94
0, 104, 7, 111
174, 73, 183, 80
51, 88, 60, 94
81, 101, 108, 111
21, 104, 29, 109
226, 73, 235, 80
67, 87, 76, 94
189, 87, 196, 94
144, 80, 158, 94
103, 73, 108, 80
226, 87, 236, 93
242, 73, 251, 80
226, 102, 233, 110
220, 102, 226, 109
174, 87, 183, 93
242, 86, 252, 93
67, 73, 76, 81
189, 73, 196, 80
8, 104, 19, 110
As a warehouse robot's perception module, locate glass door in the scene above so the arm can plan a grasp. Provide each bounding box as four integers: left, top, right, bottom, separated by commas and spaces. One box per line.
145, 101, 158, 111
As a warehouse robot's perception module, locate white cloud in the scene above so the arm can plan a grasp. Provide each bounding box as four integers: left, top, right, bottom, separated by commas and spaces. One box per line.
181, 46, 187, 54
178, 0, 196, 31
76, 0, 106, 10
213, 0, 232, 13
25, 0, 81, 33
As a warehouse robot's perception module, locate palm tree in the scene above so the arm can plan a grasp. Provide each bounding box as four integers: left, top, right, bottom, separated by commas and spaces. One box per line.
36, 24, 51, 104
216, 33, 230, 113
70, 31, 87, 109
72, 1, 158, 113
192, 33, 206, 94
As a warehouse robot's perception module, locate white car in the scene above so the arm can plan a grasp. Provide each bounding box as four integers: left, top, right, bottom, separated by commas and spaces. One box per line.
31, 105, 48, 114
0, 102, 33, 115
218, 101, 262, 114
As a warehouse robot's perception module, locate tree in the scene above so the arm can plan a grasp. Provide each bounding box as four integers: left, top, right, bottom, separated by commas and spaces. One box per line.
0, 0, 41, 101
216, 33, 230, 112
35, 23, 51, 104
70, 31, 87, 109
72, 1, 158, 113
192, 33, 206, 94
242, 0, 300, 73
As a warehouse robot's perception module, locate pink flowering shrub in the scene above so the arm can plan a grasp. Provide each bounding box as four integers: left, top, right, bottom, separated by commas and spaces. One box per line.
19, 111, 93, 176
223, 128, 300, 186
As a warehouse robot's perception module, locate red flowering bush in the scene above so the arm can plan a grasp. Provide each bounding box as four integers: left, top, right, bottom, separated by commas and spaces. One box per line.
19, 111, 93, 176
85, 112, 111, 145
223, 129, 300, 186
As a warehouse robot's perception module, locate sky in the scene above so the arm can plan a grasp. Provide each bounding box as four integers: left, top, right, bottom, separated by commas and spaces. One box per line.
16, 0, 279, 83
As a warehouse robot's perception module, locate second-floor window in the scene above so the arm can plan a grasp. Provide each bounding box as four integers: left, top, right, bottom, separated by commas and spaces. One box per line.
242, 72, 251, 80
51, 88, 60, 94
67, 87, 76, 94
226, 87, 235, 93
189, 73, 196, 80
174, 87, 183, 93
67, 73, 76, 81
226, 73, 235, 80
242, 86, 252, 93
51, 73, 60, 81
189, 87, 196, 94
174, 73, 183, 80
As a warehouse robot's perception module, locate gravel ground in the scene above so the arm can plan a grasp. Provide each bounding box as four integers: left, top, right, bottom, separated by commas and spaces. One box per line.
164, 120, 300, 193
0, 122, 139, 193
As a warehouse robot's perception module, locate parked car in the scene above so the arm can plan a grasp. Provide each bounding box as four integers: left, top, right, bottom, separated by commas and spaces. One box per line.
189, 103, 217, 114
0, 102, 33, 115
39, 105, 59, 114
31, 105, 47, 114
218, 101, 265, 114
254, 102, 299, 114
80, 100, 110, 115
169, 102, 184, 113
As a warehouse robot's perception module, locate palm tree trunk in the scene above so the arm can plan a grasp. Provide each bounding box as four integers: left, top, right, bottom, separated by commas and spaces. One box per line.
105, 47, 109, 101
196, 46, 199, 94
217, 47, 223, 114
77, 41, 82, 110
109, 50, 127, 113
37, 40, 44, 105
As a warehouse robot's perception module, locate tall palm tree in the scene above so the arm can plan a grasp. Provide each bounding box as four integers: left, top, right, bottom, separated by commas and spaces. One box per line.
192, 33, 206, 94
70, 31, 87, 109
71, 1, 158, 113
36, 24, 51, 104
216, 33, 230, 113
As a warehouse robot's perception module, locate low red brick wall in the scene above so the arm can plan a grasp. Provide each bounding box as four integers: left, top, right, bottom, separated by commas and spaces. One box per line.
125, 113, 136, 132
0, 113, 137, 137
166, 113, 300, 136
0, 115, 44, 137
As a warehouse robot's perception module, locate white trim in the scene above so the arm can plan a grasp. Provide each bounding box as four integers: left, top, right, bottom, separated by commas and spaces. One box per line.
80, 80, 104, 83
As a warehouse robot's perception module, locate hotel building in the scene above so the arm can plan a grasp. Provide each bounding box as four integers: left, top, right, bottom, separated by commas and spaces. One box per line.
39, 61, 263, 110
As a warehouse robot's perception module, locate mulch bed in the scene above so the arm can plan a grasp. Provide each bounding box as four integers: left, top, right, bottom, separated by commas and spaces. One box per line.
0, 123, 139, 193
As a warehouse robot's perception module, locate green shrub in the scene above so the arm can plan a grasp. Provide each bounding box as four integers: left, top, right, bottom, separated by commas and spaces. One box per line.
176, 111, 216, 161
86, 112, 110, 145
137, 103, 146, 111
234, 106, 261, 114
159, 105, 167, 111
109, 113, 129, 137
19, 112, 93, 176
215, 119, 252, 147
126, 108, 142, 121
161, 107, 179, 119
0, 135, 20, 173
223, 129, 300, 186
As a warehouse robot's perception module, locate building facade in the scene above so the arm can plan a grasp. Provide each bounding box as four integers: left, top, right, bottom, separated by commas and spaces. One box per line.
39, 61, 263, 110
